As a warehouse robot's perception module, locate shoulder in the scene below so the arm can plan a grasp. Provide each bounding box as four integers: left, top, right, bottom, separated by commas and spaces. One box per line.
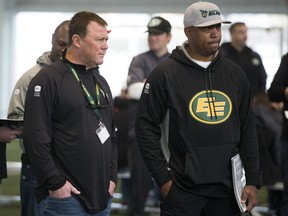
132, 51, 154, 60
281, 52, 288, 62
30, 60, 68, 86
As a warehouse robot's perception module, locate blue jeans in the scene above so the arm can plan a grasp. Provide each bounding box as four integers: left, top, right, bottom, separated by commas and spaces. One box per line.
20, 162, 41, 216
39, 195, 112, 216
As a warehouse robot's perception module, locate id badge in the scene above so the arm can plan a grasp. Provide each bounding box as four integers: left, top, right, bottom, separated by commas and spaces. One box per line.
96, 121, 110, 144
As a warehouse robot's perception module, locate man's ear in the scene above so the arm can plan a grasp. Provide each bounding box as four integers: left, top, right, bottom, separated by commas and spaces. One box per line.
72, 34, 81, 47
184, 27, 192, 38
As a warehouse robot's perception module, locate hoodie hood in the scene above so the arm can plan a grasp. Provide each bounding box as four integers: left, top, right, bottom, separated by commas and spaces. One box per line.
170, 41, 222, 69
169, 41, 223, 120
36, 51, 53, 67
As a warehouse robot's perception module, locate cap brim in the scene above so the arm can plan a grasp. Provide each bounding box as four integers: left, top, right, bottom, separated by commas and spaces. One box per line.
194, 20, 231, 27
145, 29, 166, 34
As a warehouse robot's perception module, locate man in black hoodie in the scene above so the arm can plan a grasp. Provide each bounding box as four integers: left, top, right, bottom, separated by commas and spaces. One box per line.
23, 11, 117, 215
135, 1, 262, 216
221, 22, 267, 98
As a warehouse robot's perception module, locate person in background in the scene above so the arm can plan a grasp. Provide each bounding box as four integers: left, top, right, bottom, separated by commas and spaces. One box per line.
0, 126, 22, 184
253, 92, 283, 215
268, 52, 288, 216
113, 86, 131, 205
135, 2, 262, 216
126, 16, 172, 216
23, 11, 117, 215
7, 20, 69, 216
221, 22, 267, 98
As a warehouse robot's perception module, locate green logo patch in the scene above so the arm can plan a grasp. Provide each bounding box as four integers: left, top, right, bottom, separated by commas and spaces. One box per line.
189, 90, 232, 124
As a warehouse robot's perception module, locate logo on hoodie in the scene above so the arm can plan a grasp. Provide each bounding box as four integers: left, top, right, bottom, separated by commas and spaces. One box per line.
33, 85, 41, 97
189, 90, 232, 124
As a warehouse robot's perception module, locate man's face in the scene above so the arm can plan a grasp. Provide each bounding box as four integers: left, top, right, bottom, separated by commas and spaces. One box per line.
148, 32, 171, 53
78, 21, 109, 68
50, 27, 69, 62
231, 24, 247, 46
186, 24, 222, 60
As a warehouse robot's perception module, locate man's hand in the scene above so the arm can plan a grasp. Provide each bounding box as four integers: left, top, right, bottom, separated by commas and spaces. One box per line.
108, 181, 116, 196
241, 185, 258, 212
49, 180, 81, 198
160, 180, 172, 198
0, 126, 22, 143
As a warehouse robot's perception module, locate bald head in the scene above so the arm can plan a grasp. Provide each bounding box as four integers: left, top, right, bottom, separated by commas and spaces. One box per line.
50, 20, 70, 62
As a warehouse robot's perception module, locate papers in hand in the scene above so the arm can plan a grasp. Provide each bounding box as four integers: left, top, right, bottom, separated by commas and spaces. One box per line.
231, 153, 247, 212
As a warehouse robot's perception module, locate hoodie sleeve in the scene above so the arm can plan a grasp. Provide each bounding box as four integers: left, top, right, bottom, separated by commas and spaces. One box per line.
7, 65, 43, 120
135, 67, 171, 187
23, 67, 66, 191
268, 53, 288, 102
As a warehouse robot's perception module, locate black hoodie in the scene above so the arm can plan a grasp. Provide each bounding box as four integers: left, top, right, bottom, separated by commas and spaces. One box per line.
23, 52, 118, 213
135, 43, 262, 197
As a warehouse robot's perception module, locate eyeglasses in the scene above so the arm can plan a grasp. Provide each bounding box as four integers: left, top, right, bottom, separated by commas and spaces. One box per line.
86, 90, 110, 110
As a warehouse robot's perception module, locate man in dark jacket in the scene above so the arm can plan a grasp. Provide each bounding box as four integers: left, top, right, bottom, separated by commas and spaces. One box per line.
135, 2, 262, 216
221, 22, 267, 98
268, 53, 288, 216
23, 11, 117, 215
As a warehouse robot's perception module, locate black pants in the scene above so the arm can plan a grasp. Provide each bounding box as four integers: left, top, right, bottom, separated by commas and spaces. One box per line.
127, 137, 154, 216
161, 183, 241, 216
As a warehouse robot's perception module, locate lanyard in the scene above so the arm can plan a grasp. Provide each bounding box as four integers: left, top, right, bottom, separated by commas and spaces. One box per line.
66, 63, 101, 120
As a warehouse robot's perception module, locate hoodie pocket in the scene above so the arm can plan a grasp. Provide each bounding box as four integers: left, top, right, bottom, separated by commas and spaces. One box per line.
184, 144, 235, 185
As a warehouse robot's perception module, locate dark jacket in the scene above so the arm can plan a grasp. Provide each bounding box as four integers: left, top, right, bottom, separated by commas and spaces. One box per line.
135, 45, 262, 197
221, 42, 267, 98
268, 53, 288, 141
23, 53, 118, 213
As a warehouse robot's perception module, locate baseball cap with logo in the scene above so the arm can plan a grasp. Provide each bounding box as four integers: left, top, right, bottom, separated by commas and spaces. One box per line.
183, 1, 231, 27
146, 16, 171, 33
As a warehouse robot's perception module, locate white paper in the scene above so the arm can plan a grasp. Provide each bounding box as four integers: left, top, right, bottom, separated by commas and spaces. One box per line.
231, 153, 247, 212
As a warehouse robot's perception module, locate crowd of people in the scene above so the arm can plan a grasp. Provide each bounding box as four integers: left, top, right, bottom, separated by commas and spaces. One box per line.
0, 1, 287, 216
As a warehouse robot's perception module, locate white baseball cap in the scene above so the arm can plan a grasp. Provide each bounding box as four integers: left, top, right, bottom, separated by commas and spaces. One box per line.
184, 1, 231, 27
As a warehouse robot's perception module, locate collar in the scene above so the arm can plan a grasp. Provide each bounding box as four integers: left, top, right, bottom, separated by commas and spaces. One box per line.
62, 49, 99, 74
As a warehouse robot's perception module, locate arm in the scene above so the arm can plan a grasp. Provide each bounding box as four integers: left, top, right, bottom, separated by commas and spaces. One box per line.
127, 56, 147, 99
8, 65, 42, 120
135, 67, 171, 188
109, 119, 118, 195
23, 68, 67, 193
268, 54, 288, 102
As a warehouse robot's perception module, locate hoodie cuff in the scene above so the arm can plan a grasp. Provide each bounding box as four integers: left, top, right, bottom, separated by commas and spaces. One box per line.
151, 167, 171, 187
246, 172, 262, 189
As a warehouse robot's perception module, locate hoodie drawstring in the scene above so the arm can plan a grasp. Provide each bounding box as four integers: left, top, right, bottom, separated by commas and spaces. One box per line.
204, 69, 218, 119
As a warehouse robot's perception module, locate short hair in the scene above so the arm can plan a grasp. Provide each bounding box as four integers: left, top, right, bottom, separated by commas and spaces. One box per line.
68, 11, 108, 46
229, 22, 246, 33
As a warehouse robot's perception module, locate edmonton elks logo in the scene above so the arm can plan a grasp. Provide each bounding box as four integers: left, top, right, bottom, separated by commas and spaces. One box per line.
200, 10, 208, 18
189, 90, 232, 124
